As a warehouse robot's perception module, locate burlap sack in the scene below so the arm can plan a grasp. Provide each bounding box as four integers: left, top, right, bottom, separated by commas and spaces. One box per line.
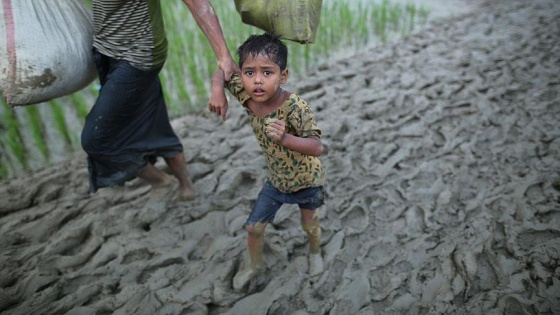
234, 0, 322, 44
0, 0, 96, 106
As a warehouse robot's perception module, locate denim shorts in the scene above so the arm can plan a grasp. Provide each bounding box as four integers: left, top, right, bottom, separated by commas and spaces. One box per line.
246, 181, 325, 226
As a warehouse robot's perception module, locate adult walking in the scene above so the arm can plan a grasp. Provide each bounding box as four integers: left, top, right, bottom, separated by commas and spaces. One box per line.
81, 0, 237, 201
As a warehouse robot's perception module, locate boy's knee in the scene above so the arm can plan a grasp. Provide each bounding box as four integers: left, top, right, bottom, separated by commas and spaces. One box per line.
301, 212, 320, 233
301, 210, 319, 226
246, 222, 267, 236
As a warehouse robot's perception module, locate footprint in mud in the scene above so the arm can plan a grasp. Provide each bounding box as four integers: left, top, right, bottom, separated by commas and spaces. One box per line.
516, 229, 560, 252
528, 239, 560, 268
215, 167, 261, 200
42, 222, 105, 270
474, 253, 499, 291
340, 202, 369, 235
363, 239, 398, 269
499, 295, 535, 315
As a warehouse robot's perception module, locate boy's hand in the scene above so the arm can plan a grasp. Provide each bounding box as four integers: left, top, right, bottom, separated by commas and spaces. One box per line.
265, 118, 286, 143
209, 89, 228, 121
209, 69, 229, 121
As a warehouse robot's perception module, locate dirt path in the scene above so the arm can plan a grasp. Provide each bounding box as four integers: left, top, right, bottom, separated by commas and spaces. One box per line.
1, 0, 559, 314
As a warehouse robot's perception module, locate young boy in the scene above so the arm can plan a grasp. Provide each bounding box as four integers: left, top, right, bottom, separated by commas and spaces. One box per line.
208, 33, 326, 290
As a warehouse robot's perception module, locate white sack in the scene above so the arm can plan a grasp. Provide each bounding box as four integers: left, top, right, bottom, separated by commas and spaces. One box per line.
0, 0, 96, 106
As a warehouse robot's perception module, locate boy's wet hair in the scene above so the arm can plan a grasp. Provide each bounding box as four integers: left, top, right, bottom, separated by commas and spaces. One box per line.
237, 33, 288, 71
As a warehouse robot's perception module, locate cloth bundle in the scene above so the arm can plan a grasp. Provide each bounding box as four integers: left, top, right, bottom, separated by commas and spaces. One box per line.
0, 0, 96, 106
234, 0, 323, 44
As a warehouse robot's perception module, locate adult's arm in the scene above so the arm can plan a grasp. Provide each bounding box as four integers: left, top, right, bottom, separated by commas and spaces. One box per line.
182, 0, 238, 80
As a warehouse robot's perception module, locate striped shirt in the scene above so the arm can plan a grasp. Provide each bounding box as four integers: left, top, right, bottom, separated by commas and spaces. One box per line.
92, 0, 167, 70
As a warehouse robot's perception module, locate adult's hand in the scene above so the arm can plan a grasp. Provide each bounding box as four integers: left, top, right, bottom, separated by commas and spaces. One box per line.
218, 58, 240, 81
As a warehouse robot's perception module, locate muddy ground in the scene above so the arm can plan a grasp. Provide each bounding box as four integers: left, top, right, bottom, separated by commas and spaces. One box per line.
1, 0, 559, 314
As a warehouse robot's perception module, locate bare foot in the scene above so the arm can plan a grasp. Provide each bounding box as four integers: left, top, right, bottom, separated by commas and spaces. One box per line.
308, 252, 324, 276
145, 174, 177, 211
177, 186, 196, 201
164, 152, 195, 201
151, 172, 174, 190
233, 267, 258, 291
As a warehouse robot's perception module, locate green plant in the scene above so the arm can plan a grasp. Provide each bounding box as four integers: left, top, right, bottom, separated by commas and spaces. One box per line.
24, 105, 49, 163
1, 0, 430, 180
0, 99, 28, 175
49, 100, 73, 148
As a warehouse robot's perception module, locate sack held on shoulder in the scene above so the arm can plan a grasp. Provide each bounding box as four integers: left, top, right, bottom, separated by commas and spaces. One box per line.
0, 0, 96, 107
234, 0, 322, 44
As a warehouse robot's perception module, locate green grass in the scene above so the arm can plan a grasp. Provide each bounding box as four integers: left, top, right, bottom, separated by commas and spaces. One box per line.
24, 105, 49, 163
0, 99, 28, 175
49, 100, 73, 148
0, 0, 429, 180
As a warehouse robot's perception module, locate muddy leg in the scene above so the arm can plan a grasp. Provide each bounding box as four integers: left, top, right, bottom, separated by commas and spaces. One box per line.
137, 162, 173, 189
164, 152, 195, 201
233, 222, 267, 290
301, 209, 323, 276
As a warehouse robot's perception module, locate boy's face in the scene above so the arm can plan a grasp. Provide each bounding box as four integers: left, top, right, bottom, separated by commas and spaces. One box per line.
241, 53, 288, 104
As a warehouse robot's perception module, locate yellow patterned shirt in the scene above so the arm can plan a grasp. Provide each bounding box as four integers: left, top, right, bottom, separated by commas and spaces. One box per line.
226, 74, 325, 192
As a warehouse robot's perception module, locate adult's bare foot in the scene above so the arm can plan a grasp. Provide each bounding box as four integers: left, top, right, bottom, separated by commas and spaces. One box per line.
164, 152, 196, 201
141, 171, 177, 214
138, 163, 173, 190
177, 185, 196, 201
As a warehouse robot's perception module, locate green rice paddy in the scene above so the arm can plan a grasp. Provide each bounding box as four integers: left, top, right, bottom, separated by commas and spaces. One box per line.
0, 0, 429, 180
